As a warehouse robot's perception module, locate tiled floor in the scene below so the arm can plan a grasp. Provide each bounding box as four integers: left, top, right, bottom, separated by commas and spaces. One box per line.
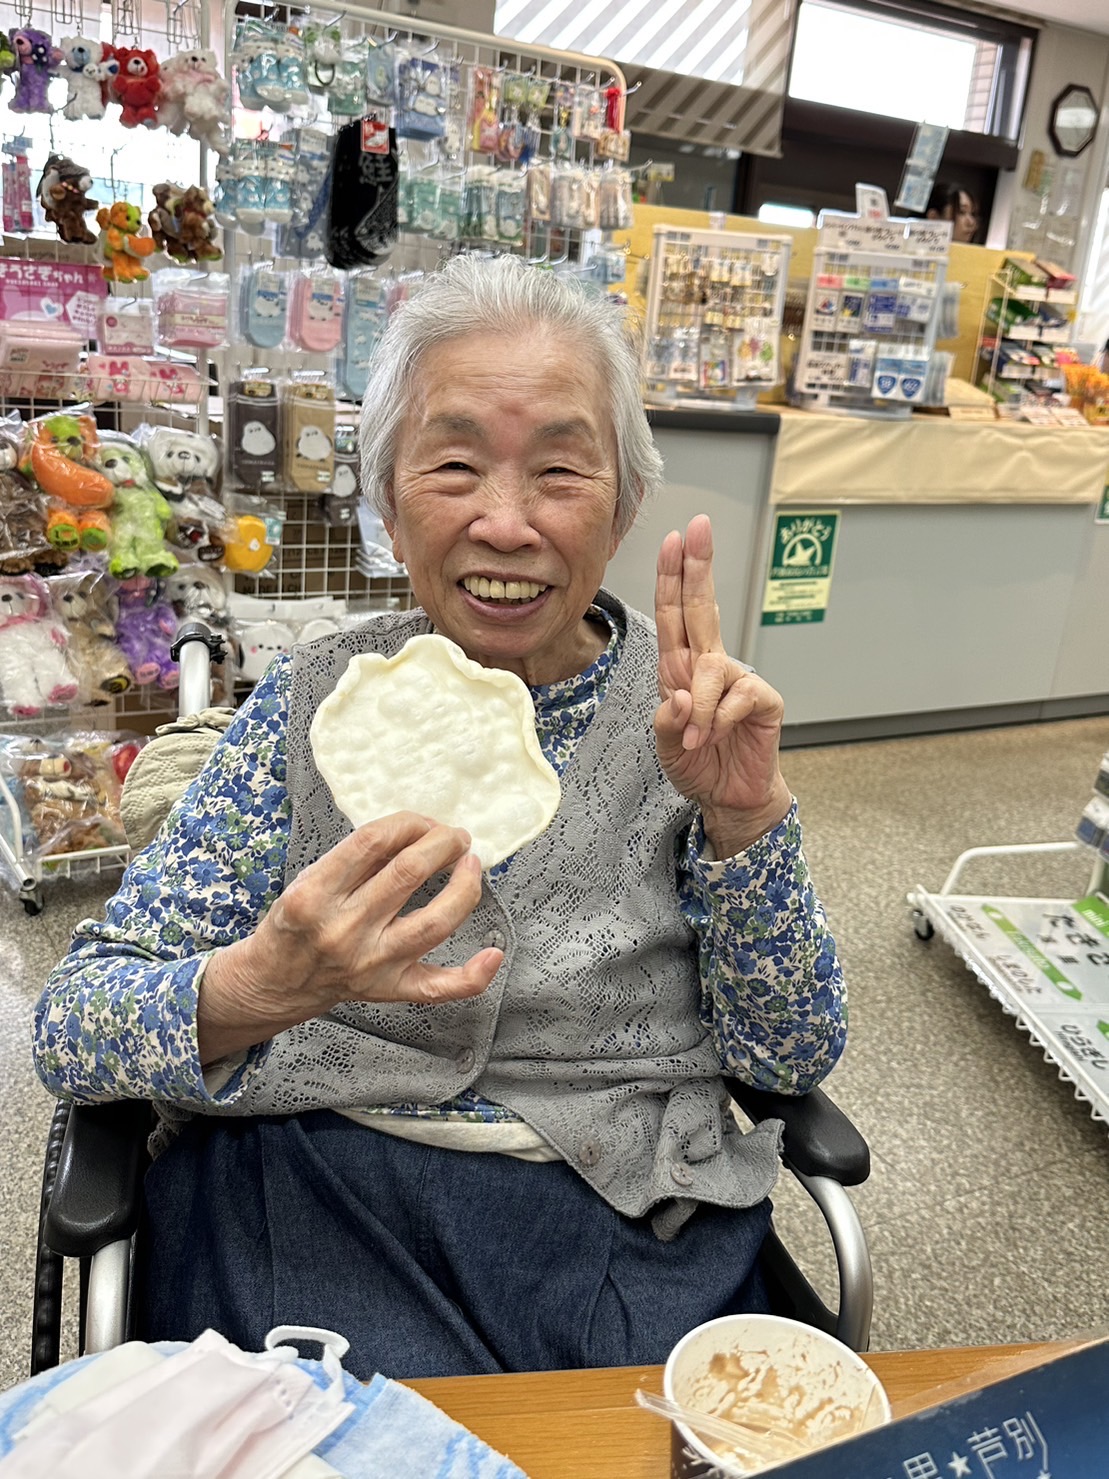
2, 715, 1108, 1392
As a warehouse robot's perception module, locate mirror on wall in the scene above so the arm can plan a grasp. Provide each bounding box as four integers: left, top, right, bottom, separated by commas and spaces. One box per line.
1048, 84, 1099, 158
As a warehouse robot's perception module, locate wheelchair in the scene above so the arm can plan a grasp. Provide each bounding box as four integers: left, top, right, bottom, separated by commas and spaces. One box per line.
31, 1080, 872, 1375
30, 623, 874, 1374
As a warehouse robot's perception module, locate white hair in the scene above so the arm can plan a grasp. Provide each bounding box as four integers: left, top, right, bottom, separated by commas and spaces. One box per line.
358, 254, 663, 539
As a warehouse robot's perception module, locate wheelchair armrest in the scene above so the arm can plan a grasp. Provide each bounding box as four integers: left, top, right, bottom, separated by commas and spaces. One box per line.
43, 1101, 152, 1259
726, 1080, 870, 1187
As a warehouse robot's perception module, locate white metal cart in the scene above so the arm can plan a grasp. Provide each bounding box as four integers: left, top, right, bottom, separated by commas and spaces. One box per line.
908, 837, 1109, 1131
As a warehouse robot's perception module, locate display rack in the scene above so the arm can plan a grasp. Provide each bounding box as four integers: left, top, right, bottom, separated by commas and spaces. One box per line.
908, 766, 1109, 1131
974, 260, 1080, 414
641, 224, 791, 411
792, 211, 951, 418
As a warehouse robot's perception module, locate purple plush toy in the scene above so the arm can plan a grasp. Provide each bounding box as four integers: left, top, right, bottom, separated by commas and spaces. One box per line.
115, 577, 180, 689
10, 28, 60, 113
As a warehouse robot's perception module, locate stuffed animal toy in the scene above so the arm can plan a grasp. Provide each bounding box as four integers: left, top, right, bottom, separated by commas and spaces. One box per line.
0, 430, 64, 574
15, 731, 140, 855
8, 28, 60, 113
21, 414, 114, 554
37, 154, 98, 245
0, 573, 79, 716
145, 426, 221, 502
0, 34, 15, 74
115, 577, 179, 689
58, 35, 117, 119
96, 201, 157, 283
148, 183, 222, 264
157, 48, 231, 153
110, 46, 160, 127
96, 440, 180, 580
46, 567, 132, 703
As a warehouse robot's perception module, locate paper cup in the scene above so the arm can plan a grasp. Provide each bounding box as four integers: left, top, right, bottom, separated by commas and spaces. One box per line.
664, 1314, 891, 1477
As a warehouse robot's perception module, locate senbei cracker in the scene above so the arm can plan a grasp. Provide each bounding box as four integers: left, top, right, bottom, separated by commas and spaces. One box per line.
309, 634, 561, 869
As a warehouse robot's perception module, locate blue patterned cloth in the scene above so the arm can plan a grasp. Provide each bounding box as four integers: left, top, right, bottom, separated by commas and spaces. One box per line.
33, 608, 846, 1117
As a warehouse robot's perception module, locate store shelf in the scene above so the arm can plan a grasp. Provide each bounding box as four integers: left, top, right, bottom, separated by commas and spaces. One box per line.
909, 843, 1109, 1133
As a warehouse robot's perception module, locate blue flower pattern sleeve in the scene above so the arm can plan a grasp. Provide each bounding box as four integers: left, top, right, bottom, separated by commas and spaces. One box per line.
683, 807, 846, 1094
32, 659, 294, 1104
32, 608, 845, 1110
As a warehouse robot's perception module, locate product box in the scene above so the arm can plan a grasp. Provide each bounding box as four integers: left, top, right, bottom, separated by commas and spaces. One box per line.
756, 1337, 1109, 1479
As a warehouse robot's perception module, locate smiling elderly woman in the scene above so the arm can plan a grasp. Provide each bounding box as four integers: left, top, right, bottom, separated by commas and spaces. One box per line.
33, 255, 846, 1381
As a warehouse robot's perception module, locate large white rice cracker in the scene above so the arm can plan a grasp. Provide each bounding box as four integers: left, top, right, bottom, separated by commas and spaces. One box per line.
309, 634, 561, 869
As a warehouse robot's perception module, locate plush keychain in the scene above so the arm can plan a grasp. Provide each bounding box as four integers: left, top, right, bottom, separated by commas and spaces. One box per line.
58, 36, 117, 119
157, 47, 231, 154
110, 46, 161, 126
115, 577, 179, 688
148, 183, 222, 264
96, 201, 157, 283
0, 572, 78, 715
37, 155, 98, 245
21, 413, 114, 553
325, 118, 398, 270
9, 28, 61, 113
47, 567, 133, 703
96, 438, 180, 580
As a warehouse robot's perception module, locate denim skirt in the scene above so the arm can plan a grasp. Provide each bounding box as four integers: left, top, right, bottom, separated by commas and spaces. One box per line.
140, 1108, 771, 1380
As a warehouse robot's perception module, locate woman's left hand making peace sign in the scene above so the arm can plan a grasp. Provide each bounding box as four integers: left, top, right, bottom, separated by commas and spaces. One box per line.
654, 514, 793, 857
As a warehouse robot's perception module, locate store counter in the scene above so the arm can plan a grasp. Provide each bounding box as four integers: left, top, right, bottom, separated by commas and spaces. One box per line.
607, 406, 1109, 742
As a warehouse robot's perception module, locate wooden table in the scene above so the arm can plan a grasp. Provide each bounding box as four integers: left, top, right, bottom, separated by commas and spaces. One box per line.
406, 1341, 1074, 1478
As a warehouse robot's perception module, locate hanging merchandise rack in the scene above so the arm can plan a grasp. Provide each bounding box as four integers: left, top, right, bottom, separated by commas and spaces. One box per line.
792, 211, 951, 418
973, 257, 1081, 417
0, 0, 635, 910
641, 224, 791, 411
908, 754, 1109, 1131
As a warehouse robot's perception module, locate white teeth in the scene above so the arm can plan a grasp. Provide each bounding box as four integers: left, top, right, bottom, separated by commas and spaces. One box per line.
462, 576, 547, 602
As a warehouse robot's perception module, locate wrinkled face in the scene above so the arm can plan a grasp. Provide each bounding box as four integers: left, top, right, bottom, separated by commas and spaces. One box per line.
387, 329, 622, 687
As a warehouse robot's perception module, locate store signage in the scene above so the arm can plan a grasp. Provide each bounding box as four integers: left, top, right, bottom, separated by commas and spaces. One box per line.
1096, 484, 1109, 523
0, 258, 107, 333
761, 510, 840, 626
761, 1337, 1109, 1479
818, 213, 952, 260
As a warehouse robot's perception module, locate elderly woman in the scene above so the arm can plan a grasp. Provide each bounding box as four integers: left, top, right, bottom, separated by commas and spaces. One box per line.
33, 255, 845, 1380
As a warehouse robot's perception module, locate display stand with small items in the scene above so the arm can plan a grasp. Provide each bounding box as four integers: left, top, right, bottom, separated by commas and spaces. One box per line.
974, 256, 1083, 421
792, 212, 952, 418
908, 753, 1109, 1131
641, 225, 791, 410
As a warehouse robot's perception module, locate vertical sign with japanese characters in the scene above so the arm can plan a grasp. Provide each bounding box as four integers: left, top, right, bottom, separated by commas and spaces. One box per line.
761, 510, 840, 626
757, 1337, 1109, 1478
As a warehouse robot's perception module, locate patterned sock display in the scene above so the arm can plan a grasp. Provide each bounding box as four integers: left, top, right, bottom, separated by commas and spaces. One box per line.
325, 119, 398, 269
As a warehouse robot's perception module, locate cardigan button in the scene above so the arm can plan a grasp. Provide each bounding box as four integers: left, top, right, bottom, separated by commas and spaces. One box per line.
456, 1047, 476, 1074
578, 1139, 602, 1168
670, 1162, 694, 1187
481, 929, 507, 951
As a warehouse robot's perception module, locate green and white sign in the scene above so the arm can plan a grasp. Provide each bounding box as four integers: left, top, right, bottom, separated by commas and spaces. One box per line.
1097, 484, 1109, 524
761, 509, 840, 626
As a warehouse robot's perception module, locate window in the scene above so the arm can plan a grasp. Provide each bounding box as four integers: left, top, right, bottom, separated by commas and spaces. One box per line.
788, 0, 1033, 141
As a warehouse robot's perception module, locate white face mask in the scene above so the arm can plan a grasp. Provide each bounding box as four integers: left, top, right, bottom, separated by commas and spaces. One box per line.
2, 1326, 353, 1479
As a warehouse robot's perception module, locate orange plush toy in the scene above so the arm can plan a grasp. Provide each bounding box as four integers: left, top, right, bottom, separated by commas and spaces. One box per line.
95, 201, 156, 282
22, 413, 114, 553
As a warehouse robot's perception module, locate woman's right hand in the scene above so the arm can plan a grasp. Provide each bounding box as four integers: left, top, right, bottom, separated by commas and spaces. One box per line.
197, 812, 502, 1065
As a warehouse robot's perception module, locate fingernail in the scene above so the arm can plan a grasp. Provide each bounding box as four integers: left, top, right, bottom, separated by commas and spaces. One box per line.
682, 724, 699, 749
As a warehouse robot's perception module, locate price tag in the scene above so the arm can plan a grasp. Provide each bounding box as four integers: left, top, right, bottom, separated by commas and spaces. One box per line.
361, 116, 390, 153
801, 353, 848, 389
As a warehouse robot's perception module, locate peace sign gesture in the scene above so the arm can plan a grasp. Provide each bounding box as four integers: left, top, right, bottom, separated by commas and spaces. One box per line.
654, 515, 792, 857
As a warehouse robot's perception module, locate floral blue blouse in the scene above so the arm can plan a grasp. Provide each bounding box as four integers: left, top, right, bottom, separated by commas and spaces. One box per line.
32, 610, 846, 1116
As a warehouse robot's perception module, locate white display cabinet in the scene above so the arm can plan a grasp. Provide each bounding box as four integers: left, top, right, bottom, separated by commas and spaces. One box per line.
642, 225, 791, 411
792, 212, 951, 418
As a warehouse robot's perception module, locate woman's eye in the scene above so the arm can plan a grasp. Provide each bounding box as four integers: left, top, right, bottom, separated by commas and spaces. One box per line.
438, 461, 474, 473
542, 466, 575, 476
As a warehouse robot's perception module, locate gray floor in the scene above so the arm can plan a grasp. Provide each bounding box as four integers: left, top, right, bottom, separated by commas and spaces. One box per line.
2, 715, 1109, 1393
